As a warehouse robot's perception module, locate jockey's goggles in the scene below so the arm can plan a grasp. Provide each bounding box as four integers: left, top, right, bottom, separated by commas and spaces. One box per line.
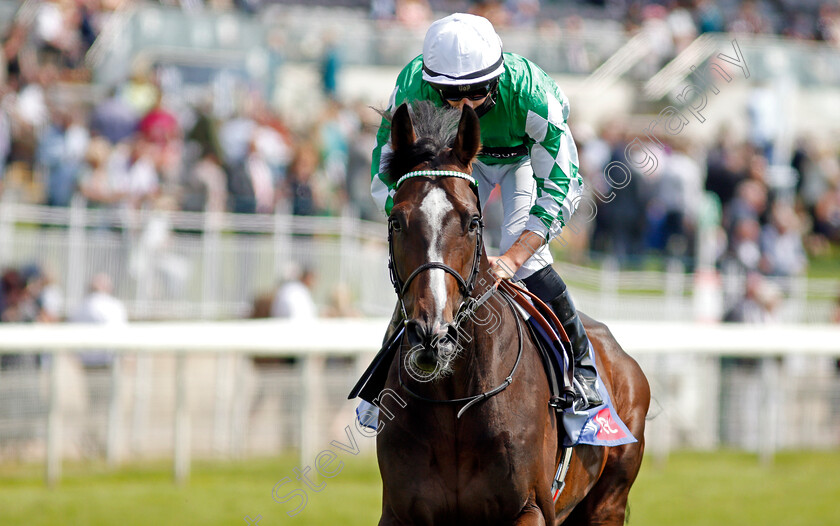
432, 80, 496, 102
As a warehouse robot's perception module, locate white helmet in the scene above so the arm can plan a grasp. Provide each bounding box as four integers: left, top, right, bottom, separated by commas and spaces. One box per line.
422, 13, 504, 87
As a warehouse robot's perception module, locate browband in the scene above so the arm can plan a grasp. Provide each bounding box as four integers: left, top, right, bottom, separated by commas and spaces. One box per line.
396, 170, 477, 189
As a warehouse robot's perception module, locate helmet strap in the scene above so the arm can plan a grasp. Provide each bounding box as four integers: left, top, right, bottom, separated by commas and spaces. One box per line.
473, 79, 499, 118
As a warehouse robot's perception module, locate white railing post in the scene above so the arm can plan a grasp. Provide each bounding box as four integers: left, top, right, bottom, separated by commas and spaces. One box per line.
106, 353, 123, 467
201, 211, 222, 320
46, 350, 63, 487
131, 352, 151, 456
759, 356, 780, 465
66, 196, 88, 313
229, 354, 248, 458
339, 206, 360, 286
647, 356, 671, 468
273, 202, 292, 284
213, 353, 234, 457
298, 355, 324, 474
600, 257, 619, 318
665, 259, 685, 321
173, 352, 190, 484
0, 193, 14, 267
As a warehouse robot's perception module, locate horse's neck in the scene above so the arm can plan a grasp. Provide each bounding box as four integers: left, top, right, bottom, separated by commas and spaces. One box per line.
454, 289, 518, 387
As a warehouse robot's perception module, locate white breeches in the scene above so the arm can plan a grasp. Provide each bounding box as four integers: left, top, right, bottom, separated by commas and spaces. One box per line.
473, 158, 553, 280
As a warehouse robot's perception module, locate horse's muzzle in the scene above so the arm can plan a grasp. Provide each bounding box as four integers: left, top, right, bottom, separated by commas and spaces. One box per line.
405, 319, 456, 372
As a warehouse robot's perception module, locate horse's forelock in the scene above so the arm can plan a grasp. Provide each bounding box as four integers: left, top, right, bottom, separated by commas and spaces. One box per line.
381, 101, 461, 186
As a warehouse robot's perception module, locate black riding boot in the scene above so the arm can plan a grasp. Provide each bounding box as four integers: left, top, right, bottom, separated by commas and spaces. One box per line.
349, 302, 404, 402
548, 289, 603, 411
522, 266, 603, 411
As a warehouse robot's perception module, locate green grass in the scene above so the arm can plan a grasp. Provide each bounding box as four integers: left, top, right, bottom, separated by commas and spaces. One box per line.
1, 450, 839, 525
631, 450, 840, 526
806, 244, 840, 280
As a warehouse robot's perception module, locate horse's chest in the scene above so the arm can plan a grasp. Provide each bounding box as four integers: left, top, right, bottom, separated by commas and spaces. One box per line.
379, 423, 540, 523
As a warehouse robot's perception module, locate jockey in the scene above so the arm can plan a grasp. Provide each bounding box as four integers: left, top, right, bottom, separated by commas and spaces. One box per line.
370, 13, 601, 410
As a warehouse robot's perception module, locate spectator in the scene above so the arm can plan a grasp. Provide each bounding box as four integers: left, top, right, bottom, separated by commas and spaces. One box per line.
561, 16, 590, 74
244, 136, 275, 213
69, 272, 127, 366
695, 0, 725, 34
728, 0, 773, 35
283, 143, 324, 217
219, 105, 256, 169
746, 83, 780, 159
319, 32, 342, 100
705, 129, 749, 208
37, 107, 90, 207
137, 94, 180, 147
68, 272, 127, 453
724, 180, 768, 236
470, 0, 511, 29
507, 0, 540, 28
648, 138, 703, 258
323, 283, 361, 318
0, 268, 38, 323
760, 202, 807, 277
20, 263, 62, 322
667, 3, 697, 55
70, 272, 127, 325
590, 131, 648, 263
122, 64, 159, 116
123, 138, 161, 209
0, 268, 44, 371
395, 0, 432, 29
724, 272, 783, 324
270, 266, 318, 319
78, 136, 125, 209
813, 183, 840, 244
183, 150, 228, 213
90, 87, 139, 144
725, 217, 763, 272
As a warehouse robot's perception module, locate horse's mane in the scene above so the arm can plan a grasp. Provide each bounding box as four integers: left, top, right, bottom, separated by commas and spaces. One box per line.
379, 100, 461, 186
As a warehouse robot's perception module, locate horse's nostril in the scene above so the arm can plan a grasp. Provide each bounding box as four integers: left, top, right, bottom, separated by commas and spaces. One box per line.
405, 320, 426, 347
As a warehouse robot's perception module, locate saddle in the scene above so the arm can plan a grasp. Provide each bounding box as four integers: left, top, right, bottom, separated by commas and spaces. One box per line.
497, 280, 577, 411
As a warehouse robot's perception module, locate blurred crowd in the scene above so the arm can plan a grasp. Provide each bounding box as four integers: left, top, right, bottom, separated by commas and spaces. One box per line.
575, 112, 840, 323
0, 0, 384, 221
577, 121, 840, 270
0, 0, 838, 328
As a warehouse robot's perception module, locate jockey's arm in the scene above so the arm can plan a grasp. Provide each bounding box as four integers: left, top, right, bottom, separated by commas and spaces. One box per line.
490, 229, 546, 280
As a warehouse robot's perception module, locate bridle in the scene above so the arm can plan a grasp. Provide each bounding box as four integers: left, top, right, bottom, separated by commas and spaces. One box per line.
387, 169, 524, 418
387, 170, 485, 323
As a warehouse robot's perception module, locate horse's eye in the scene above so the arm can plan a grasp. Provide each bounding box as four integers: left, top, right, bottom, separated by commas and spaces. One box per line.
389, 217, 402, 233
468, 217, 481, 233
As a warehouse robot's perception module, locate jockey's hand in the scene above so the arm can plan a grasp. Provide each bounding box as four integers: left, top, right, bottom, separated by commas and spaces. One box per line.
489, 230, 547, 281
489, 255, 517, 281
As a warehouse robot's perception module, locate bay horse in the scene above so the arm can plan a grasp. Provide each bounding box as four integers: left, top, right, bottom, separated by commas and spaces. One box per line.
376, 101, 650, 525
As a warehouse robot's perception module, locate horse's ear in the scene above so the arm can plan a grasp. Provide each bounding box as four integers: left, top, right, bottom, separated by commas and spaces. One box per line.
453, 105, 481, 167
390, 103, 415, 153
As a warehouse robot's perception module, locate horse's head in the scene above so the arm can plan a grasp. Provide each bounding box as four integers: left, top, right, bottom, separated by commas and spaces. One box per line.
384, 101, 485, 378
